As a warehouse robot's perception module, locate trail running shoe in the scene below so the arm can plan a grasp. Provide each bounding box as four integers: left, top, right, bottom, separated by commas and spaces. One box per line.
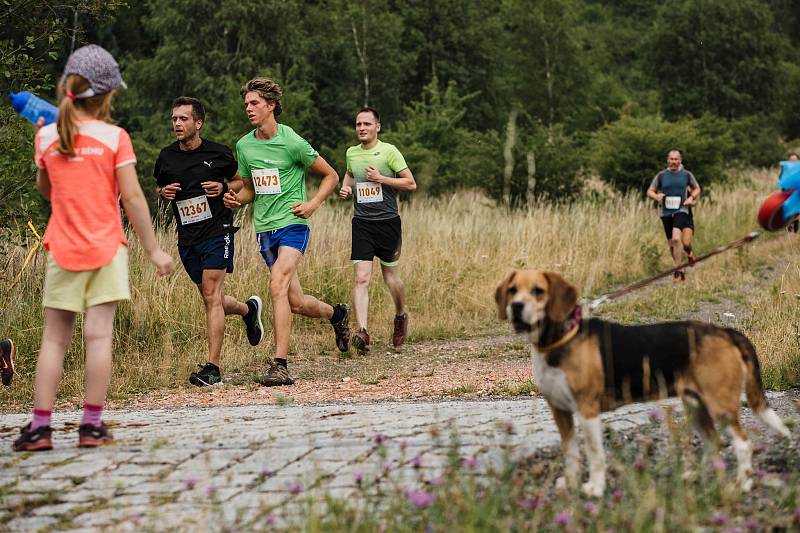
258, 362, 294, 387
352, 328, 371, 354
243, 296, 264, 346
14, 423, 52, 452
392, 313, 409, 347
673, 271, 686, 284
189, 362, 222, 387
1, 338, 14, 386
78, 422, 114, 448
331, 304, 351, 352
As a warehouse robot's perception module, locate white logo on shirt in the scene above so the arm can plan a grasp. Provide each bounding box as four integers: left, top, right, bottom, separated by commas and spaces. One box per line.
203, 161, 212, 168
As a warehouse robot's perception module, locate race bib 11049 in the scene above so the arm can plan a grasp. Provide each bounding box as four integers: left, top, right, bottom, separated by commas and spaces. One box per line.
664, 196, 681, 210
252, 168, 281, 195
176, 195, 212, 225
356, 181, 383, 204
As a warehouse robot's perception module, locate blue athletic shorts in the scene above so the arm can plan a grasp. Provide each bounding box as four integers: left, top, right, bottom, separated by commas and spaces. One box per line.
256, 224, 310, 268
178, 232, 234, 284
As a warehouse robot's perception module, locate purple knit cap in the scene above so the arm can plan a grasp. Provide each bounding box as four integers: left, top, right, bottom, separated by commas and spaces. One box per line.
61, 44, 127, 98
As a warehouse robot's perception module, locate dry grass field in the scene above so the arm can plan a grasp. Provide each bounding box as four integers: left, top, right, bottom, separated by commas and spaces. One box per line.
1, 169, 798, 406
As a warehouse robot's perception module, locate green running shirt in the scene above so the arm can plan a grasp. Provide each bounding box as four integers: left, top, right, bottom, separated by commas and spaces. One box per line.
236, 124, 319, 233
346, 140, 408, 220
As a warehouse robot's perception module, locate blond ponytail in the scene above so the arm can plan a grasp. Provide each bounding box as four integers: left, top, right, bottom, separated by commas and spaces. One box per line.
56, 74, 116, 156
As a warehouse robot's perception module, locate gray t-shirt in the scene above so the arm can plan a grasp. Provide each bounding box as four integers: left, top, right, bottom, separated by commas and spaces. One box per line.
650, 168, 699, 216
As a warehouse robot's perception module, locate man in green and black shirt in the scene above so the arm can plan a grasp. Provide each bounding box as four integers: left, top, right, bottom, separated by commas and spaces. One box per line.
339, 108, 416, 353
224, 78, 350, 386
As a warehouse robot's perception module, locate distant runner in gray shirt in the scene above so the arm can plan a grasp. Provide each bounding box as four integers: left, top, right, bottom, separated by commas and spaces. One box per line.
646, 149, 701, 283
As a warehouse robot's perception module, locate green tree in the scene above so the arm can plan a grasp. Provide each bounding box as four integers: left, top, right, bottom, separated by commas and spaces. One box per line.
646, 0, 784, 120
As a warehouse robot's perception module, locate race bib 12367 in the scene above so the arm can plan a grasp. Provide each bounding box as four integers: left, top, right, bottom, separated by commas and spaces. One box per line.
176, 195, 212, 225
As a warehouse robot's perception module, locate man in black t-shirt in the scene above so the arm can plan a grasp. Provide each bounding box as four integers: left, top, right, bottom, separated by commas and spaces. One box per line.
154, 96, 264, 386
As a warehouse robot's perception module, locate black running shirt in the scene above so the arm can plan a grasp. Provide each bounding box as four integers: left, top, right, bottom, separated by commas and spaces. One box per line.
154, 139, 239, 246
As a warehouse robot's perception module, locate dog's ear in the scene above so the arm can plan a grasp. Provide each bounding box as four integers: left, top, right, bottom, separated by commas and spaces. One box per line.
543, 271, 578, 322
495, 270, 517, 320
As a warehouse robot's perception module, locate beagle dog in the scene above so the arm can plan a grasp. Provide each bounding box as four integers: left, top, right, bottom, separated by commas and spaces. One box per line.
495, 269, 791, 496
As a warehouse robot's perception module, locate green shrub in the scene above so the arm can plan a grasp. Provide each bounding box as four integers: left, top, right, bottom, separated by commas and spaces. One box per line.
590, 114, 731, 194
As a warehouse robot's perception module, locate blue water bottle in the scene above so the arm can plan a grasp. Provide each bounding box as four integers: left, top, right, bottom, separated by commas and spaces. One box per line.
8, 91, 59, 125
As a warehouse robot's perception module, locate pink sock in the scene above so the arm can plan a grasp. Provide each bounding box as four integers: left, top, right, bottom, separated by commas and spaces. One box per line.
30, 408, 51, 430
81, 403, 103, 427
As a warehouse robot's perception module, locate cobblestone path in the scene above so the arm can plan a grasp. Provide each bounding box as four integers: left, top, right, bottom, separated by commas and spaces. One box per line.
0, 393, 793, 531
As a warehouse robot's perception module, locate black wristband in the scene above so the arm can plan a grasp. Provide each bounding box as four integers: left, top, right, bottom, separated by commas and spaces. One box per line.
222, 182, 229, 194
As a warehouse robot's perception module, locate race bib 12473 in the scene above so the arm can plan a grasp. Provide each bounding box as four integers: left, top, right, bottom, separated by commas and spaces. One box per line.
252, 168, 281, 195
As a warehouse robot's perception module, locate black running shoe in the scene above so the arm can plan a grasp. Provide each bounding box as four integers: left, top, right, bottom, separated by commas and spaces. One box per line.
189, 362, 222, 387
331, 304, 351, 352
243, 296, 264, 346
14, 423, 52, 452
1, 339, 14, 386
258, 362, 295, 387
78, 422, 114, 448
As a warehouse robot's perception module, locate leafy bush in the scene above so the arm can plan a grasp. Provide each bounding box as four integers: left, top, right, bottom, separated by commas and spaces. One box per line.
590, 114, 732, 194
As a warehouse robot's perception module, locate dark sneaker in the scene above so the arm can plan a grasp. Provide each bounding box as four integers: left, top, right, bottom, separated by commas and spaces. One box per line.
687, 251, 697, 266
392, 313, 409, 347
189, 362, 222, 387
78, 422, 114, 448
331, 304, 351, 352
673, 271, 686, 284
352, 328, 371, 354
258, 362, 294, 387
243, 296, 264, 346
1, 338, 14, 386
14, 423, 52, 452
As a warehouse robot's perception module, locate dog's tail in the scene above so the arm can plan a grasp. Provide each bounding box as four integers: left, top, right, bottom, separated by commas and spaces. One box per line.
727, 328, 791, 438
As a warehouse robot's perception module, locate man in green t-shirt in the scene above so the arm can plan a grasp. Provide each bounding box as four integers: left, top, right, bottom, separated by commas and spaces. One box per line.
223, 77, 350, 386
338, 107, 416, 353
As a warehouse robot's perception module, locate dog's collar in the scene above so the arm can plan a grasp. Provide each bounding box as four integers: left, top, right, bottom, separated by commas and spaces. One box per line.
537, 304, 582, 353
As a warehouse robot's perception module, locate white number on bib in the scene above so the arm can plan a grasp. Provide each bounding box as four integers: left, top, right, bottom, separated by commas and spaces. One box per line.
356, 181, 383, 203
252, 168, 281, 195
664, 196, 681, 210
176, 195, 212, 225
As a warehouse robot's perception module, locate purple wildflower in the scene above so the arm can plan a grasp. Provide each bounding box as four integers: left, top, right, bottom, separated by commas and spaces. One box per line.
411, 455, 423, 468
127, 514, 143, 526
711, 512, 728, 526
583, 501, 598, 515
461, 456, 479, 468
520, 497, 541, 510
744, 517, 760, 530
554, 511, 570, 526
647, 407, 663, 421
206, 485, 217, 498
430, 475, 445, 487
261, 468, 275, 479
373, 433, 387, 445
289, 482, 303, 495
265, 514, 276, 526
354, 472, 365, 484
399, 440, 409, 451
712, 457, 727, 472
406, 489, 434, 508
612, 488, 624, 502
182, 477, 198, 490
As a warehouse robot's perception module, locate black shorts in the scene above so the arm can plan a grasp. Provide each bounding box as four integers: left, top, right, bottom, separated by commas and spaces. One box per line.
351, 216, 402, 265
178, 232, 234, 284
661, 212, 694, 239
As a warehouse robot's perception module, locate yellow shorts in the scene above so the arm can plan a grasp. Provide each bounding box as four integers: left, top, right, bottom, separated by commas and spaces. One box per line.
43, 245, 130, 312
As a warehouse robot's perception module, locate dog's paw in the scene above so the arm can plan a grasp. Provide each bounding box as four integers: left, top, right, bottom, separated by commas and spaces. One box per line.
581, 480, 604, 498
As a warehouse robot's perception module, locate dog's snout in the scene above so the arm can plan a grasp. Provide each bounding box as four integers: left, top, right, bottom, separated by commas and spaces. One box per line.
510, 301, 524, 318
